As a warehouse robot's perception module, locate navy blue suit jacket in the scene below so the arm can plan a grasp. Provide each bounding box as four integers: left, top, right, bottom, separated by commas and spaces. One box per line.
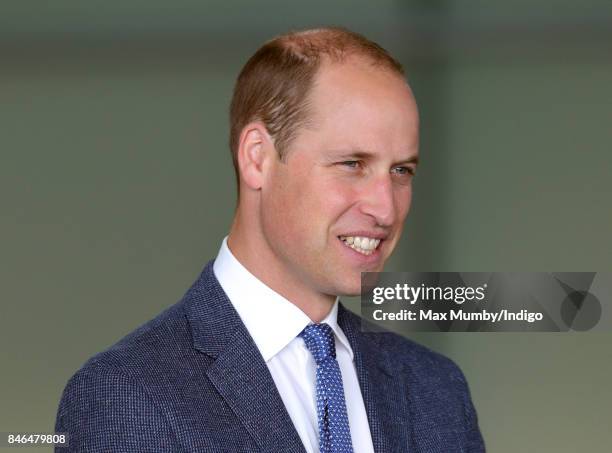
55, 261, 485, 452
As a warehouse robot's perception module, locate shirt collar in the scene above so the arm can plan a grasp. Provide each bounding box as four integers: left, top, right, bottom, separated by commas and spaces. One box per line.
213, 236, 354, 362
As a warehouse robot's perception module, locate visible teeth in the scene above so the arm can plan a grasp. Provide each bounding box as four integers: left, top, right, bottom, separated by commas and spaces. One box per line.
339, 235, 382, 255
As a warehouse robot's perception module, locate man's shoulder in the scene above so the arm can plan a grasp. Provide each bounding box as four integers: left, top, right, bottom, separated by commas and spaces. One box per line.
55, 296, 201, 450
73, 299, 192, 383
71, 262, 220, 382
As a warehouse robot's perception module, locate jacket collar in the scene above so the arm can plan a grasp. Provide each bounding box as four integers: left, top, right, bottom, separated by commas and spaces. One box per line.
183, 261, 306, 452
184, 261, 411, 453
338, 304, 413, 452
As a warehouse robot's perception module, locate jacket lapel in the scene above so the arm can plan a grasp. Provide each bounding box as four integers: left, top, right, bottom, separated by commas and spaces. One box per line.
184, 262, 306, 453
338, 303, 414, 453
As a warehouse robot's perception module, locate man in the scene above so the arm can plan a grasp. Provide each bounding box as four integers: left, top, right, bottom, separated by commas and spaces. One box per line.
56, 28, 485, 452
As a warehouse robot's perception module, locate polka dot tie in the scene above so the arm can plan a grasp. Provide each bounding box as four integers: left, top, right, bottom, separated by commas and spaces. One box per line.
300, 323, 354, 453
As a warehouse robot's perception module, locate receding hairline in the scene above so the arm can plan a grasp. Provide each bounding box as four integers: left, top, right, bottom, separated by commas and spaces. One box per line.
269, 27, 405, 74
291, 54, 413, 135
265, 29, 409, 145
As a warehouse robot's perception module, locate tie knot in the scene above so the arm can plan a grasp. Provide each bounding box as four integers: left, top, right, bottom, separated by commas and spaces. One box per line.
300, 323, 336, 365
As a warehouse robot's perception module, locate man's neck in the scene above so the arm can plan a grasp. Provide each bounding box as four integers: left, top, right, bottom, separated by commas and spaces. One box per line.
227, 228, 335, 323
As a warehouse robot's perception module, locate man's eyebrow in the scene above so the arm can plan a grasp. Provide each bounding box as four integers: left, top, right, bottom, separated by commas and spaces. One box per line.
328, 149, 419, 165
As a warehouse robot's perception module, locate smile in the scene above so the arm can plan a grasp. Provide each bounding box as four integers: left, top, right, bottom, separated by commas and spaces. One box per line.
338, 236, 381, 256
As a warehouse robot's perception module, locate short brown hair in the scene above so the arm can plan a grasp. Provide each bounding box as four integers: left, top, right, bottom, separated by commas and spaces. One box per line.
228, 27, 404, 184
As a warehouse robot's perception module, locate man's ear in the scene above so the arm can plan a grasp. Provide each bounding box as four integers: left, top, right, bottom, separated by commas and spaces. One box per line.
236, 122, 275, 190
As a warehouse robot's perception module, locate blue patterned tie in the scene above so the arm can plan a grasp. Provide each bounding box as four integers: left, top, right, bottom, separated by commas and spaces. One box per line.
300, 323, 354, 453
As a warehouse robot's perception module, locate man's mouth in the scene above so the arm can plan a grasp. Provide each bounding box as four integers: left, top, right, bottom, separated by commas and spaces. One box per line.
338, 235, 382, 256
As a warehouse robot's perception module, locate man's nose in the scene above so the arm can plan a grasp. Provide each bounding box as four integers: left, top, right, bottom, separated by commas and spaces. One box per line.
358, 174, 397, 227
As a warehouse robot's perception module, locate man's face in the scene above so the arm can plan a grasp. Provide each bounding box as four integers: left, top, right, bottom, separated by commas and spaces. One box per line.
259, 58, 419, 297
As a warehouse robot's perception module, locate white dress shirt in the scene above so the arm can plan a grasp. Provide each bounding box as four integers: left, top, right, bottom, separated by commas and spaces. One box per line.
213, 237, 375, 453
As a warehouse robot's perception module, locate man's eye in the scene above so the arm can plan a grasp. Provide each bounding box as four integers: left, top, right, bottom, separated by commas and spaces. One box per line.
339, 160, 361, 169
392, 166, 414, 176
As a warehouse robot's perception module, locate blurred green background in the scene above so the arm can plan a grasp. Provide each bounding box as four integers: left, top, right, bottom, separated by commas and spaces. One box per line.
2, 1, 611, 452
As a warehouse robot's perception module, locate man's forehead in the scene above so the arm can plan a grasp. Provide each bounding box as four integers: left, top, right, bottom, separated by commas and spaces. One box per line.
305, 58, 416, 120
312, 55, 410, 92
285, 55, 419, 160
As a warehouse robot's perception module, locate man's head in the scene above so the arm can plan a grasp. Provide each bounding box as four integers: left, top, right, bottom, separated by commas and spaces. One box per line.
229, 27, 406, 185
227, 27, 419, 305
